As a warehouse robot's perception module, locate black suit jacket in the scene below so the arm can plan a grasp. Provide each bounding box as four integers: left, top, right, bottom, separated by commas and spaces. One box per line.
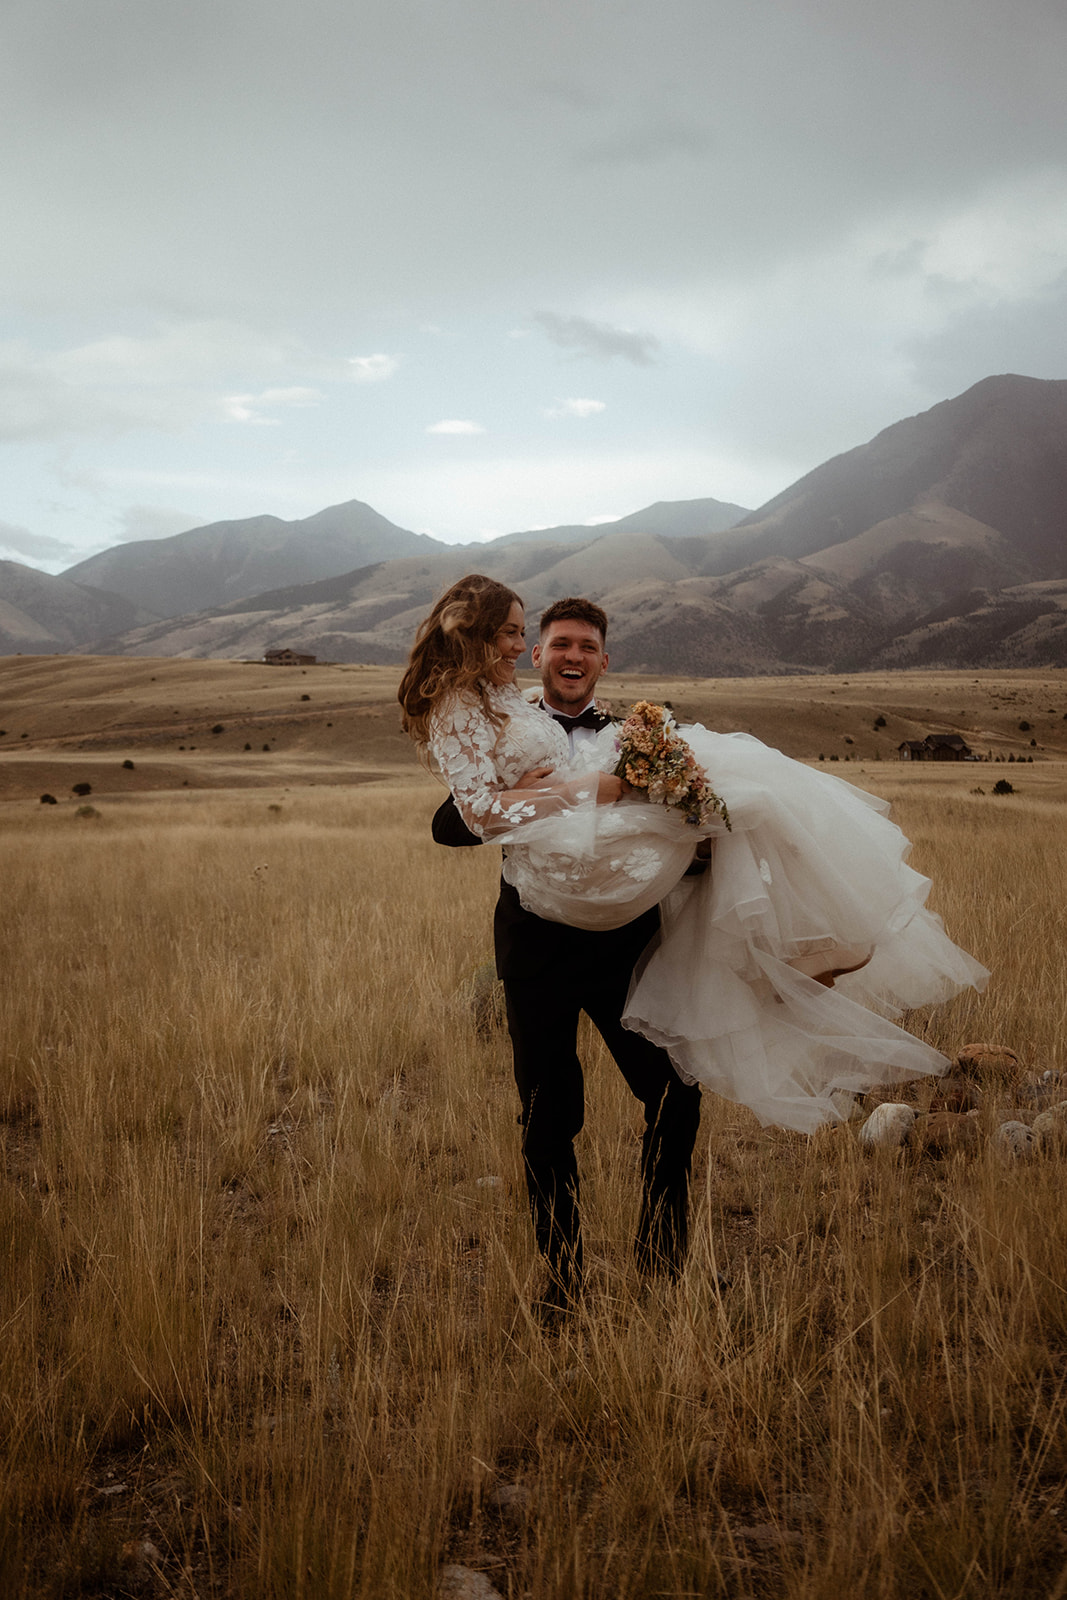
431, 794, 661, 983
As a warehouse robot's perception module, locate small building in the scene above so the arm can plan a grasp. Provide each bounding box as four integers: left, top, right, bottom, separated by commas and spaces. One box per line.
264, 647, 317, 666
898, 734, 972, 762
925, 733, 972, 761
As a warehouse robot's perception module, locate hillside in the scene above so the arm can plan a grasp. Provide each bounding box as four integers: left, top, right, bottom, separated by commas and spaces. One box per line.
0, 560, 158, 655
63, 500, 440, 618
6, 374, 1067, 673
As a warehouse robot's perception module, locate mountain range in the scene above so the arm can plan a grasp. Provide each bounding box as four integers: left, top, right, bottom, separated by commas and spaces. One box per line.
2, 373, 1066, 674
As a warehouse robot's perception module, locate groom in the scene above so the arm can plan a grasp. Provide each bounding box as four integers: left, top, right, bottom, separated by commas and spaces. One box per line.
432, 596, 702, 1317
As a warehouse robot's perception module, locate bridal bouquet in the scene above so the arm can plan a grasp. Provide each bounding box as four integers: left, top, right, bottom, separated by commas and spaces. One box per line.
613, 701, 731, 830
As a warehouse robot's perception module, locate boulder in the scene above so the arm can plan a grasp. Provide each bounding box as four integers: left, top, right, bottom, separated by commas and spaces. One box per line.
993, 1121, 1036, 1161
828, 1089, 866, 1123
929, 1075, 983, 1113
1032, 1101, 1067, 1153
438, 1567, 505, 1600
1017, 1071, 1067, 1109
486, 1482, 531, 1526
858, 1103, 916, 1150
912, 1111, 981, 1158
458, 960, 506, 1038
955, 1042, 1024, 1084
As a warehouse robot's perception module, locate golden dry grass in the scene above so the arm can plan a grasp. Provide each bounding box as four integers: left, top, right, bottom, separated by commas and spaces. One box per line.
3, 658, 1067, 1597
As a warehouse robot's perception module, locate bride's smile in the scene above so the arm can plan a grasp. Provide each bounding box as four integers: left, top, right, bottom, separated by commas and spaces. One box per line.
492, 601, 527, 682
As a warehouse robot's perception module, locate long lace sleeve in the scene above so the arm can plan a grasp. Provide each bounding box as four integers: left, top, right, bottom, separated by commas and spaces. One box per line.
428, 690, 599, 840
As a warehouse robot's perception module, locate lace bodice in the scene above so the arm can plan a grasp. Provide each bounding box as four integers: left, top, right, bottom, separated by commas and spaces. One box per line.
428, 684, 599, 839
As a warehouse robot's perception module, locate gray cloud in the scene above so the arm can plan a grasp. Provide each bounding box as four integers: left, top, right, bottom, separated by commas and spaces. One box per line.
0, 521, 82, 564
113, 505, 202, 543
532, 313, 660, 365
907, 272, 1067, 395
574, 114, 712, 166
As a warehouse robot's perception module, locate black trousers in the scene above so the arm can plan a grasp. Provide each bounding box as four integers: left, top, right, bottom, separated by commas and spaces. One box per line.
504, 964, 701, 1287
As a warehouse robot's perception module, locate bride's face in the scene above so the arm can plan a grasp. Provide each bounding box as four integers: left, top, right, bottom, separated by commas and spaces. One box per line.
491, 601, 527, 683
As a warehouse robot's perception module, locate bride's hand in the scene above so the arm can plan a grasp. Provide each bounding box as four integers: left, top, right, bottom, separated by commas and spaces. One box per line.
596, 773, 632, 804
513, 765, 554, 788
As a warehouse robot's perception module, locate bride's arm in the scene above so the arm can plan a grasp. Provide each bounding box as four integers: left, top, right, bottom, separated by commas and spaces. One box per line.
430, 704, 626, 840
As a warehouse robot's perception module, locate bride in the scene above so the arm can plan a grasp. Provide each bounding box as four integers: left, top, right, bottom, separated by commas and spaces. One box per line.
399, 574, 989, 1133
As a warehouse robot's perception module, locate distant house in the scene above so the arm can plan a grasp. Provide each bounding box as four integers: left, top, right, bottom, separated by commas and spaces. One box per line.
898, 734, 973, 761
264, 648, 317, 666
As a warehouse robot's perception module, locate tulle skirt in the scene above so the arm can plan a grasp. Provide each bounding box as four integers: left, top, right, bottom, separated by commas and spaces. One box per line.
498, 728, 989, 1132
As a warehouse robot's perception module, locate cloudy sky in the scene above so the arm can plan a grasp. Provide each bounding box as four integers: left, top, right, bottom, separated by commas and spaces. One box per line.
3, 0, 1066, 571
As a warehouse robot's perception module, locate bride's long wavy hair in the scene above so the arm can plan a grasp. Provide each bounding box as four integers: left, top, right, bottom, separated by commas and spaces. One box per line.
398, 573, 524, 745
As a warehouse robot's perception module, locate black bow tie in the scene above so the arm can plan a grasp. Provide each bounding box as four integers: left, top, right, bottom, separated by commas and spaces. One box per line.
548, 706, 612, 734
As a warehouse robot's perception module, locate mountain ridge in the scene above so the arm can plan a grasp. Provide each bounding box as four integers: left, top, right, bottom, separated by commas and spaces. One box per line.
5, 374, 1066, 671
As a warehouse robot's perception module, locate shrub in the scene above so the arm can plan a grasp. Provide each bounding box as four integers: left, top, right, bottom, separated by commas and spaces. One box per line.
1018, 719, 1031, 731
211, 724, 224, 735
873, 714, 887, 729
122, 759, 135, 770
301, 693, 311, 701
71, 782, 92, 797
39, 793, 57, 805
993, 778, 1014, 795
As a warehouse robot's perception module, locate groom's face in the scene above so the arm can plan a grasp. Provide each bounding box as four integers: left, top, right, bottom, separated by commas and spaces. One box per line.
533, 618, 608, 712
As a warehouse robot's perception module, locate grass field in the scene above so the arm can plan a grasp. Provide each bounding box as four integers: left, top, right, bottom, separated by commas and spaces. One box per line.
2, 656, 1067, 1598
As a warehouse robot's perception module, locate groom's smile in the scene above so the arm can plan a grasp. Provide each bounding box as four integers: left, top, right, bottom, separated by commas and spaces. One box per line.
533, 619, 608, 712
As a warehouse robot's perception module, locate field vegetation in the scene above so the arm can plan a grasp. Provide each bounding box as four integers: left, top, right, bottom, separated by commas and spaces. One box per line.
2, 656, 1067, 1597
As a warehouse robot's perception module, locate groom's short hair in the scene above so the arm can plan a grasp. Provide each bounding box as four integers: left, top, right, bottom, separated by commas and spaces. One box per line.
539, 596, 608, 642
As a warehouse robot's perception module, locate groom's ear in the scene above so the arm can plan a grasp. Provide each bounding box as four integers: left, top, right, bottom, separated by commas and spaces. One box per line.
531, 641, 543, 667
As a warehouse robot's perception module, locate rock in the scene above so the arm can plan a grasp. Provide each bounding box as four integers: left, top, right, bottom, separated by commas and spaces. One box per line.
1017, 1071, 1067, 1108
1032, 1102, 1067, 1153
120, 1540, 162, 1574
732, 1522, 805, 1551
993, 1121, 1036, 1160
955, 1042, 1024, 1084
778, 1492, 819, 1521
912, 1112, 981, 1158
459, 960, 506, 1037
929, 1075, 983, 1113
862, 1084, 919, 1111
858, 1103, 916, 1150
828, 1089, 866, 1123
486, 1482, 530, 1525
438, 1566, 505, 1600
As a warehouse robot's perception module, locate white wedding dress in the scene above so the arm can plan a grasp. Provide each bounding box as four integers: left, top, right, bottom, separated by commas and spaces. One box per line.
430, 684, 989, 1133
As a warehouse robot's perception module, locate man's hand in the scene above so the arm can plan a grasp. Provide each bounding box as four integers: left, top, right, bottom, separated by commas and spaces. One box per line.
513, 765, 554, 788
596, 773, 631, 805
